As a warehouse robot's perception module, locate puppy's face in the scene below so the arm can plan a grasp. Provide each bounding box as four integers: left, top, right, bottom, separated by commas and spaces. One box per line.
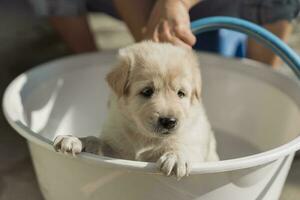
106, 42, 201, 138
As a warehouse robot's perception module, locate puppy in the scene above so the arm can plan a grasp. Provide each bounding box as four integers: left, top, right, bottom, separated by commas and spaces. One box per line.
54, 41, 219, 179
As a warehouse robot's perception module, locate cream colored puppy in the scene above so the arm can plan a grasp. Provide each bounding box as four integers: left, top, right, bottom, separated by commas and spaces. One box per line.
54, 41, 219, 179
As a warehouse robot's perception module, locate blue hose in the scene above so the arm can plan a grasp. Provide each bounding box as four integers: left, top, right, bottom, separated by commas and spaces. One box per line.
191, 17, 300, 78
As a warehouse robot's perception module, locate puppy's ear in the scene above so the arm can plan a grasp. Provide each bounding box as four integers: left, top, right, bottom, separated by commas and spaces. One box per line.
192, 72, 202, 103
191, 58, 202, 104
106, 49, 133, 97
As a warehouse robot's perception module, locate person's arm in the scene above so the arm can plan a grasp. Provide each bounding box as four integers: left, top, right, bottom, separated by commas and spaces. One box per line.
29, 0, 96, 54
144, 0, 204, 48
247, 20, 293, 67
49, 16, 97, 54
113, 0, 156, 41
180, 0, 202, 9
114, 0, 202, 48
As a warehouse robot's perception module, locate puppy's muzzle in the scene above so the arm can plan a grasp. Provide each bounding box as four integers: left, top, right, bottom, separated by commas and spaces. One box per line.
158, 117, 177, 130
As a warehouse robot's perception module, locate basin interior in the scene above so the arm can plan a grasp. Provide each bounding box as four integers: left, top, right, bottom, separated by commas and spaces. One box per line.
9, 53, 300, 160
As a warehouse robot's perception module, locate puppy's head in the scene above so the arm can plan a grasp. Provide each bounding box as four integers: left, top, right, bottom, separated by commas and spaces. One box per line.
106, 41, 201, 137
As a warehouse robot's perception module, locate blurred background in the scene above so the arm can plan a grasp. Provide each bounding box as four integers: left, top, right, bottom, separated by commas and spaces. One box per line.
0, 0, 299, 199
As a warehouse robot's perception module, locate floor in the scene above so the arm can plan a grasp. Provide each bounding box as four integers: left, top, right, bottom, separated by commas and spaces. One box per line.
0, 1, 300, 199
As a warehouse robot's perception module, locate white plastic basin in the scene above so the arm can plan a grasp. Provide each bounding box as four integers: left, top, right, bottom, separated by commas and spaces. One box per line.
3, 51, 300, 200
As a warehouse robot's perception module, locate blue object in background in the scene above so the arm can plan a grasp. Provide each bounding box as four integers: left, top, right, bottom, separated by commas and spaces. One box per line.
191, 17, 300, 78
193, 29, 247, 58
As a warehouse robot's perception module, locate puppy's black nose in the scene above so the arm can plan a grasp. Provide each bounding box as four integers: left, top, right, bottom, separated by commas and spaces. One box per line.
159, 117, 177, 129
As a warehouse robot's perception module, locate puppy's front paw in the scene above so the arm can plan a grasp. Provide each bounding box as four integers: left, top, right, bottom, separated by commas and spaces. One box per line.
157, 152, 190, 179
54, 135, 82, 156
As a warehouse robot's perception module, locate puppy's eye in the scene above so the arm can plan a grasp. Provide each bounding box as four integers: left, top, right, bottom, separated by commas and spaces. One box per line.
140, 87, 154, 98
177, 90, 186, 98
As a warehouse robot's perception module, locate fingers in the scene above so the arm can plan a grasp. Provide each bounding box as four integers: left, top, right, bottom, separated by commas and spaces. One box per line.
170, 36, 191, 49
157, 21, 192, 49
174, 24, 196, 46
144, 20, 194, 49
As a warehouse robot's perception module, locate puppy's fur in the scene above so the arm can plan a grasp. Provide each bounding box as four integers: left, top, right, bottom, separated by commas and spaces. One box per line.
54, 41, 219, 178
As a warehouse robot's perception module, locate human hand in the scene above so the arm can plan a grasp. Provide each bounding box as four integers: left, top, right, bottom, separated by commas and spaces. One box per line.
143, 0, 196, 49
